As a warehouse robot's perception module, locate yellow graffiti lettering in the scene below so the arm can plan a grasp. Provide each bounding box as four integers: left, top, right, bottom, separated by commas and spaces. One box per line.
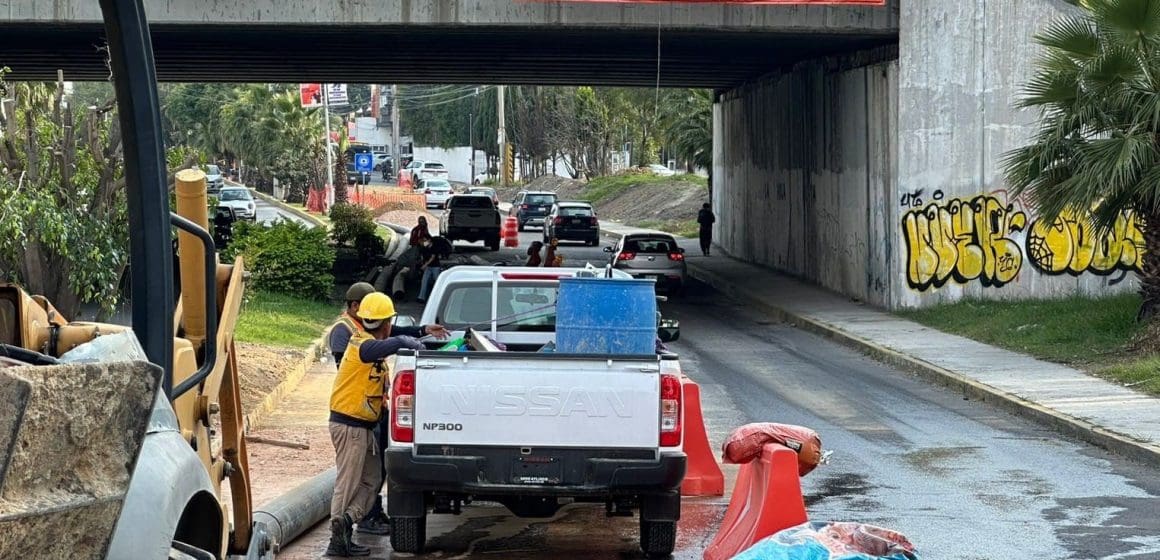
1026, 209, 1144, 276
902, 194, 1027, 291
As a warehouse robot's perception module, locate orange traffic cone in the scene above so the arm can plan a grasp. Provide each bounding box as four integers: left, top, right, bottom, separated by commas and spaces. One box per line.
503, 216, 519, 248
702, 444, 808, 560
680, 376, 724, 497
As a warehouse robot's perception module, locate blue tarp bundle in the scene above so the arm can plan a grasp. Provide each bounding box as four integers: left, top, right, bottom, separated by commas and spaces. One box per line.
732, 522, 918, 560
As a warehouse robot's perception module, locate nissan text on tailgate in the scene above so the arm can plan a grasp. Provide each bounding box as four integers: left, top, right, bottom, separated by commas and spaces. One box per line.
384, 266, 686, 557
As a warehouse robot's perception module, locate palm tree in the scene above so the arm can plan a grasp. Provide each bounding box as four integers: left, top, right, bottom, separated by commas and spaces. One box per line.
1003, 0, 1160, 322
661, 89, 712, 181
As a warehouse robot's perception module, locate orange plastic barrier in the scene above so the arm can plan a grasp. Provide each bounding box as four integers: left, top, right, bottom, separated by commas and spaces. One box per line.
679, 376, 724, 497
702, 444, 808, 560
348, 189, 425, 212
503, 216, 519, 248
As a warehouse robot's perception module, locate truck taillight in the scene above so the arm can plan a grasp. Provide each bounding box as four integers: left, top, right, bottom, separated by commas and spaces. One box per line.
391, 370, 416, 442
659, 374, 682, 447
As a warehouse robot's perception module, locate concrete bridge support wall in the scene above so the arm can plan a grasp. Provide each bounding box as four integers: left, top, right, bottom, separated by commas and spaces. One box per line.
716, 0, 1142, 310
713, 48, 899, 308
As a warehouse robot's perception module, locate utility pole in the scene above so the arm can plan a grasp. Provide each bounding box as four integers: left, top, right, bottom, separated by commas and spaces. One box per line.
470, 86, 479, 183
497, 85, 507, 187
323, 84, 334, 209
391, 84, 400, 184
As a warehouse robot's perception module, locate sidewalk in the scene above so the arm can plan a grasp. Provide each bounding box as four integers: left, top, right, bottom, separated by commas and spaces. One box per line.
599, 221, 1160, 464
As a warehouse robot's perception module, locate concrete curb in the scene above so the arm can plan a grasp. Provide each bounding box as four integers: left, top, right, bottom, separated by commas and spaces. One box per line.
249, 188, 328, 228
685, 262, 1160, 466
243, 328, 330, 432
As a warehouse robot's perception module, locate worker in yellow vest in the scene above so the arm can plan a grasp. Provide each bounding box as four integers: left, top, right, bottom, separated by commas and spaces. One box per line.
329, 282, 375, 364
326, 291, 447, 556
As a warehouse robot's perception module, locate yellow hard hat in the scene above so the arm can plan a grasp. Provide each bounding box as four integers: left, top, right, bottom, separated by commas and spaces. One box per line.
357, 292, 397, 322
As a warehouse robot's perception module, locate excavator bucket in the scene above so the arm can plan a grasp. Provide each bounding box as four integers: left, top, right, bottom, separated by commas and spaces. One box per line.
0, 360, 161, 558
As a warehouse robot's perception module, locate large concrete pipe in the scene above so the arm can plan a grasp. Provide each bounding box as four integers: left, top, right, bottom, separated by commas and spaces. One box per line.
252, 467, 336, 552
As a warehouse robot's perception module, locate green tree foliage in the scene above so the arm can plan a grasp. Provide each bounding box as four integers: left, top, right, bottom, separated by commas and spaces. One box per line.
1003, 0, 1160, 321
329, 202, 376, 246
224, 220, 335, 300
660, 89, 713, 182
0, 70, 127, 317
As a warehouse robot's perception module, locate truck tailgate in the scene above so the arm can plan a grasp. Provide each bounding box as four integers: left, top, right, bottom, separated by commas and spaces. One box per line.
413, 354, 660, 449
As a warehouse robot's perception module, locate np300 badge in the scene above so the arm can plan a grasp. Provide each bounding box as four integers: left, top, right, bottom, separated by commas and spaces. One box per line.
422, 422, 464, 431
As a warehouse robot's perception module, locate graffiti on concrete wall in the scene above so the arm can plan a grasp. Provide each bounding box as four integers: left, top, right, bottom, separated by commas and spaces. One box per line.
902, 190, 1146, 292
902, 194, 1027, 291
1026, 210, 1144, 276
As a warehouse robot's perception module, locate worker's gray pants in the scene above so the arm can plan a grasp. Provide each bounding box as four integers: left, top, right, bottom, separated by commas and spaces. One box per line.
329, 422, 381, 523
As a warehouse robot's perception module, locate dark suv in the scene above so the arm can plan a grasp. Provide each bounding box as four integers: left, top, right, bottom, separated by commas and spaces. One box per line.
543, 201, 600, 246
509, 191, 557, 231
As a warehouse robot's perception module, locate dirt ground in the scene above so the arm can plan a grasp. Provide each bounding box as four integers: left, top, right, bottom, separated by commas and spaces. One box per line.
245, 360, 337, 508
379, 209, 440, 232
236, 342, 305, 412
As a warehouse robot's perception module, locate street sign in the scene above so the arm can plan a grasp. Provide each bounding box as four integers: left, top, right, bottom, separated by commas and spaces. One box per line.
327, 84, 348, 106
354, 153, 373, 173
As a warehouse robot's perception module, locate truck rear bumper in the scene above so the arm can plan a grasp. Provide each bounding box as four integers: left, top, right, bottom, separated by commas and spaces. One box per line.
386, 446, 686, 498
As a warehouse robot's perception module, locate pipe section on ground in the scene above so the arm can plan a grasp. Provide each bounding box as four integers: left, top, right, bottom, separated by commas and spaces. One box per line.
252, 467, 336, 552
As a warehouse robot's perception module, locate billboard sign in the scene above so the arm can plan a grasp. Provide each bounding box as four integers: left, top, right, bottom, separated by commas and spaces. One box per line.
300, 83, 322, 108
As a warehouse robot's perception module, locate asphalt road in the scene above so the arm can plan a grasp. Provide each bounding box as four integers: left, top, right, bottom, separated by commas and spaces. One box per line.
253, 195, 313, 226
283, 226, 1160, 559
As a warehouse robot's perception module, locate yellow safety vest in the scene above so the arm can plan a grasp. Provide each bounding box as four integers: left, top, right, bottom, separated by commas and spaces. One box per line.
330, 330, 388, 423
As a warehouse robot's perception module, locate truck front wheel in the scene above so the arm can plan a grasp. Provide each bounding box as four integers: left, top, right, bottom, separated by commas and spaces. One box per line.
639, 518, 676, 558
389, 516, 427, 554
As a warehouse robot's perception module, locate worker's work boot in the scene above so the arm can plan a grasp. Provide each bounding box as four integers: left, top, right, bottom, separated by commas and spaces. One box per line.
345, 514, 372, 555
325, 515, 370, 557
357, 512, 390, 535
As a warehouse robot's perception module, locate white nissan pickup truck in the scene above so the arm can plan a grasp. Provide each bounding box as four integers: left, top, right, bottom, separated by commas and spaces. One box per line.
384, 266, 686, 557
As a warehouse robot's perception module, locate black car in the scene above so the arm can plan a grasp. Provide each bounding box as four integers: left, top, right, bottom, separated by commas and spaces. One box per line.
543, 201, 600, 246
346, 162, 370, 185
509, 191, 557, 231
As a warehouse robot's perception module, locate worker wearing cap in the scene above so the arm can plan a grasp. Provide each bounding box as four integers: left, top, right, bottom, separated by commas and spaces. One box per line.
326, 292, 448, 556
329, 282, 376, 364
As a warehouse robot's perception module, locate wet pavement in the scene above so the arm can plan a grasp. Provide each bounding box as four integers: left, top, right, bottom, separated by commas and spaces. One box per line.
274, 228, 1160, 559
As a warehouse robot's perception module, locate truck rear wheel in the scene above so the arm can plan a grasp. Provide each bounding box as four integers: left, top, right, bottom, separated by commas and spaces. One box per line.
389, 516, 427, 554
639, 518, 676, 558
488, 236, 501, 251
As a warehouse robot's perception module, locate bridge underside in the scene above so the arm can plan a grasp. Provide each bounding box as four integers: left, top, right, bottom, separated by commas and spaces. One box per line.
0, 24, 894, 87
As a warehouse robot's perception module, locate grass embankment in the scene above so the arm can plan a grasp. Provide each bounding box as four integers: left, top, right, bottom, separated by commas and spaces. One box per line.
581, 173, 707, 205
237, 291, 338, 348
637, 219, 700, 238
898, 294, 1160, 396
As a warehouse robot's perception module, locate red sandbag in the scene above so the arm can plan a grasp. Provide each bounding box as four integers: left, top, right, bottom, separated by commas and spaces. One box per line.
722, 423, 823, 476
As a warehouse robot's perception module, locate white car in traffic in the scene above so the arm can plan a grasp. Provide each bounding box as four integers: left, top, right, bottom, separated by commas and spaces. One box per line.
420, 178, 454, 208
217, 186, 256, 221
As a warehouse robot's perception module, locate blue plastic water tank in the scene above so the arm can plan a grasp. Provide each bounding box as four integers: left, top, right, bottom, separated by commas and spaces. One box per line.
556, 277, 657, 355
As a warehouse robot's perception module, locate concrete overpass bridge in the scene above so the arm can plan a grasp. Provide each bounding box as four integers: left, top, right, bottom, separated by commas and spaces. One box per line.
2, 0, 1119, 309
0, 0, 897, 86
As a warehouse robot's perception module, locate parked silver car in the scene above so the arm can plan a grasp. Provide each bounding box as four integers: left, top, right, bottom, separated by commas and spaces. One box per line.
605, 233, 687, 294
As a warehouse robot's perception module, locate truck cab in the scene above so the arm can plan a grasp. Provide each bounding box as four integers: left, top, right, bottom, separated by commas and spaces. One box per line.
385, 266, 686, 558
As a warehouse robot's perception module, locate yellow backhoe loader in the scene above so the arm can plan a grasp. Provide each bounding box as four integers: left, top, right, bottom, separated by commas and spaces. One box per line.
0, 1, 285, 558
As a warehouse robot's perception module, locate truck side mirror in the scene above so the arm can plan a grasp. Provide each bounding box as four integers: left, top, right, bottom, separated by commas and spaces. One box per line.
603, 246, 614, 253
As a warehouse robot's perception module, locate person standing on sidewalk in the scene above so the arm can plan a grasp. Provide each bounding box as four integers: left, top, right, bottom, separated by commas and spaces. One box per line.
697, 203, 716, 256
327, 292, 447, 556
416, 237, 443, 304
